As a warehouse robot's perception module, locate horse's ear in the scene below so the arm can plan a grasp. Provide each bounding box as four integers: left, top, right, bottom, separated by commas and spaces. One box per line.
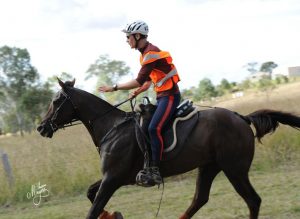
70, 78, 76, 87
57, 77, 66, 89
64, 78, 76, 87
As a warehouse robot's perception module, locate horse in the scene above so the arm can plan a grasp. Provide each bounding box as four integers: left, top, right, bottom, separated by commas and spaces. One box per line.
37, 79, 300, 219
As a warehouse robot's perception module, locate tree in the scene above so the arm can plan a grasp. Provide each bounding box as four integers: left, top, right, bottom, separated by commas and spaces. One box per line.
215, 85, 224, 97
274, 75, 289, 84
181, 86, 197, 101
85, 54, 130, 84
46, 72, 74, 90
257, 75, 275, 94
85, 54, 132, 107
220, 78, 232, 91
244, 62, 258, 74
239, 79, 252, 90
0, 46, 39, 99
195, 78, 217, 101
260, 61, 278, 78
0, 46, 52, 134
20, 85, 53, 131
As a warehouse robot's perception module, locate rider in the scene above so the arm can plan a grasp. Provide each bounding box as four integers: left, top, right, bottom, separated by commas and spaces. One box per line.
98, 20, 181, 186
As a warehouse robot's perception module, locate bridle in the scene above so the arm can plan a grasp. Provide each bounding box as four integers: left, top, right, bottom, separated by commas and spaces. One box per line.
47, 89, 135, 133
47, 90, 80, 132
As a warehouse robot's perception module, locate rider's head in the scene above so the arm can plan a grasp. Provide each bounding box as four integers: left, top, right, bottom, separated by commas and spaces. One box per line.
122, 20, 148, 49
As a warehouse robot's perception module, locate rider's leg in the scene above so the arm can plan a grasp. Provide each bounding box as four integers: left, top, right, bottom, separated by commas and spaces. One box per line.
148, 93, 181, 184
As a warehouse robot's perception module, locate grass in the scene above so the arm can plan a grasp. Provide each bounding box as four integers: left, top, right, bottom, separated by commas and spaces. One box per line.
0, 81, 299, 218
0, 168, 299, 219
0, 125, 101, 205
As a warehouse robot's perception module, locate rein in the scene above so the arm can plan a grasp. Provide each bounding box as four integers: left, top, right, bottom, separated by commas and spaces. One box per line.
90, 96, 135, 122
49, 88, 135, 132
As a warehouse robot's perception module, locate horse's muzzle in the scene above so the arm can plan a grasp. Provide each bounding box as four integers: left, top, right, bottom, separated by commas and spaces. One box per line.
37, 122, 54, 138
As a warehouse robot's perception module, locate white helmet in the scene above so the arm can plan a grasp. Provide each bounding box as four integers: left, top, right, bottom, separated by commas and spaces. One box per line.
122, 20, 149, 36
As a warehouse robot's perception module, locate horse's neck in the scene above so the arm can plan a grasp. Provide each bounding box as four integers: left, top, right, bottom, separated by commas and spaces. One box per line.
73, 90, 125, 146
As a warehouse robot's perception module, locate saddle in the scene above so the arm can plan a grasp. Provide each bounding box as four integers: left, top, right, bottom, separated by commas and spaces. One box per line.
135, 99, 199, 161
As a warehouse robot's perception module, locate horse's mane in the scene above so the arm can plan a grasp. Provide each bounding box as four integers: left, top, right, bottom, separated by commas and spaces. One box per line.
64, 83, 125, 113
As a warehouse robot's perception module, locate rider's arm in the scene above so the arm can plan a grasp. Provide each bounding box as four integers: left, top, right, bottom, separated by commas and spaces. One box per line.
115, 79, 141, 90
98, 79, 140, 92
131, 81, 152, 97
98, 61, 155, 93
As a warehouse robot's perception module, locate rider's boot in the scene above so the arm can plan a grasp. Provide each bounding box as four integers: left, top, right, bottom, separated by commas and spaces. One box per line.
136, 160, 162, 187
149, 166, 162, 185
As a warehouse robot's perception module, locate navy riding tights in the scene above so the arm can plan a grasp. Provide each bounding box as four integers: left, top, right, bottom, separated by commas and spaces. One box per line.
148, 93, 181, 164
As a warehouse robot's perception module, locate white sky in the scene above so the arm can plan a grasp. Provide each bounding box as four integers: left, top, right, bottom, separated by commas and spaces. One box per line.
1, 0, 299, 91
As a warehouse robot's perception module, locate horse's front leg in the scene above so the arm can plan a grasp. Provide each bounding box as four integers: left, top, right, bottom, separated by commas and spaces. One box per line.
87, 179, 102, 203
86, 175, 121, 219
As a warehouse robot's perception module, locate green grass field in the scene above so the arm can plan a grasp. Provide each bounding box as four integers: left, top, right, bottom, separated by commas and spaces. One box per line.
0, 168, 299, 219
0, 81, 299, 218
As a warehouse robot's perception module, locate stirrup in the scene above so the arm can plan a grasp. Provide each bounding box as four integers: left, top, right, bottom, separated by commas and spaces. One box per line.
136, 168, 155, 187
136, 167, 162, 187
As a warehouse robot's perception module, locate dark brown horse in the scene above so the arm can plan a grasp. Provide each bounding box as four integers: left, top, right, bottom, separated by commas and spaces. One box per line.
37, 79, 300, 219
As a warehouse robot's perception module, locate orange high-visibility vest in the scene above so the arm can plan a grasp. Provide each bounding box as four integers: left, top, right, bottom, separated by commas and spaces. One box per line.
140, 51, 180, 92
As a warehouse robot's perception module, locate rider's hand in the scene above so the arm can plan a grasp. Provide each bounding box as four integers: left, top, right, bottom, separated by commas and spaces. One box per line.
129, 89, 139, 98
98, 85, 113, 92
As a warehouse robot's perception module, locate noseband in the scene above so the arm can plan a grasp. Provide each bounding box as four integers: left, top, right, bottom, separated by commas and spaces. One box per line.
48, 90, 80, 132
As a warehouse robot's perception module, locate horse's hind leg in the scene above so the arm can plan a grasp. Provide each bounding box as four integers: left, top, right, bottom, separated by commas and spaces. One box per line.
224, 172, 261, 219
180, 164, 220, 219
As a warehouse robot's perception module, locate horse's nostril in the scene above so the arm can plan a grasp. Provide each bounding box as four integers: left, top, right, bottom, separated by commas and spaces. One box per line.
37, 124, 47, 133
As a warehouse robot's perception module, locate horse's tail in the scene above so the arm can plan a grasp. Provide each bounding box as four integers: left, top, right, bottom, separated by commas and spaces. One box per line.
244, 109, 300, 142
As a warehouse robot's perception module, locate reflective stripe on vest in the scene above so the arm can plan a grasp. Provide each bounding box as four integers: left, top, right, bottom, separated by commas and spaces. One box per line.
140, 51, 180, 92
155, 68, 178, 87
142, 53, 160, 63
140, 51, 171, 65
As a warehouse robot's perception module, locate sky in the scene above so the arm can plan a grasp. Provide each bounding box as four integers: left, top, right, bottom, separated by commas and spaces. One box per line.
1, 0, 299, 91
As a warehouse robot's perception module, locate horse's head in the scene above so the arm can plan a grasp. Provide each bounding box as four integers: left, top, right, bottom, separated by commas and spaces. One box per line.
37, 78, 78, 138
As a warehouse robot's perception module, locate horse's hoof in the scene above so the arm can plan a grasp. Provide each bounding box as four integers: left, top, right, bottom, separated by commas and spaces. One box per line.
179, 213, 189, 219
113, 211, 124, 219
98, 210, 124, 219
98, 210, 109, 219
